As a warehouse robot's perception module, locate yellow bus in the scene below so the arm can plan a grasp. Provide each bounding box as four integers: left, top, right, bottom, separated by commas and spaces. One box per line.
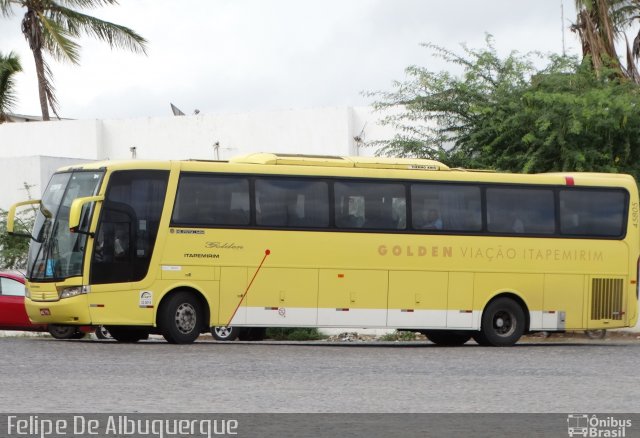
8, 153, 639, 346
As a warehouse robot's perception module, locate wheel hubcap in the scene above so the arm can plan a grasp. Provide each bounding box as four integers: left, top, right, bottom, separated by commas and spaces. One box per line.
175, 303, 197, 334
493, 310, 515, 337
215, 327, 231, 338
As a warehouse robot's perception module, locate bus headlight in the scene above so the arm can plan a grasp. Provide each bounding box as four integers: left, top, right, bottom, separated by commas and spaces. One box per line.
59, 286, 86, 299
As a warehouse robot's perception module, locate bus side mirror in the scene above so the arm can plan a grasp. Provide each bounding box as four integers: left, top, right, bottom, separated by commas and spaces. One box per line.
7, 199, 41, 237
69, 195, 104, 234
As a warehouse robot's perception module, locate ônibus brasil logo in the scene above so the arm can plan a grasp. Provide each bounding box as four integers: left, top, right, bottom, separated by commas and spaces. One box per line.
567, 414, 632, 437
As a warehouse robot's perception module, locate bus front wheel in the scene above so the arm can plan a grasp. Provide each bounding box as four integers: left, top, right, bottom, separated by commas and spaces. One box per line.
159, 292, 203, 344
480, 297, 525, 347
48, 324, 81, 340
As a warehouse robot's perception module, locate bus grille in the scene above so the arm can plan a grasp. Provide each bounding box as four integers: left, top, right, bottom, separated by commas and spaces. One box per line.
591, 278, 623, 320
30, 291, 59, 302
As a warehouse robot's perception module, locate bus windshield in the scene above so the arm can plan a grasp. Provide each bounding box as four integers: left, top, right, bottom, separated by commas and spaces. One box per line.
28, 171, 104, 281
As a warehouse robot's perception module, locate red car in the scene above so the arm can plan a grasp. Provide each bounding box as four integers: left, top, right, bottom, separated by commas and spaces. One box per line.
0, 272, 87, 339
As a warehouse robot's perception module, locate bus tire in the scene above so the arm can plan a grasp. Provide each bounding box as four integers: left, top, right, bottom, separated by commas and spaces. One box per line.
480, 297, 525, 346
159, 292, 203, 344
472, 331, 491, 346
95, 326, 111, 340
107, 327, 149, 343
585, 329, 606, 340
211, 326, 239, 341
48, 324, 80, 340
423, 330, 471, 346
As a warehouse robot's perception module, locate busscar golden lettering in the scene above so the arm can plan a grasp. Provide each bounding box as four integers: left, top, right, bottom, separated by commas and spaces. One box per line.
377, 245, 453, 257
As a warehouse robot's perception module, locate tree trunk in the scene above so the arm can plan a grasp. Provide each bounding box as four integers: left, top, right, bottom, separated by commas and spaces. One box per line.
32, 47, 50, 121
22, 8, 50, 121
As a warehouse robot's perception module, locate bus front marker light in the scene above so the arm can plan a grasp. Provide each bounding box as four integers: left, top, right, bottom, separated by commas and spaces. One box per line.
40, 308, 51, 316
59, 286, 86, 299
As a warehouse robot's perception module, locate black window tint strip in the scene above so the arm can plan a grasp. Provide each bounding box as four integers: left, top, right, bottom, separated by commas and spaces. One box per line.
559, 189, 627, 237
486, 187, 555, 235
169, 171, 629, 240
255, 178, 329, 228
172, 174, 250, 226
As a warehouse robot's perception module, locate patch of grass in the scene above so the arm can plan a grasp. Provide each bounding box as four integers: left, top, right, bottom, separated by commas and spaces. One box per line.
266, 327, 325, 341
379, 330, 419, 341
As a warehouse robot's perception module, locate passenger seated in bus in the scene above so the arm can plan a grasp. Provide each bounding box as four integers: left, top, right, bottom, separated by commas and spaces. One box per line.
420, 208, 443, 230
511, 216, 525, 233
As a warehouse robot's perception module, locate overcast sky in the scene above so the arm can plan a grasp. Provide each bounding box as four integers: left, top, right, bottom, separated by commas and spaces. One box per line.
0, 0, 580, 120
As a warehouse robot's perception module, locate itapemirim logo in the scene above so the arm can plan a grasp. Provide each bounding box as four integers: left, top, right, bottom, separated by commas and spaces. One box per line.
567, 414, 632, 437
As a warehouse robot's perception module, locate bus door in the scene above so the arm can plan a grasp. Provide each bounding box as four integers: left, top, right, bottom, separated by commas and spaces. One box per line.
87, 170, 169, 325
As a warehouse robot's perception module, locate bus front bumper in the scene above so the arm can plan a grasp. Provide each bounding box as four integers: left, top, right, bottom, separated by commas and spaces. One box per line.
25, 295, 92, 325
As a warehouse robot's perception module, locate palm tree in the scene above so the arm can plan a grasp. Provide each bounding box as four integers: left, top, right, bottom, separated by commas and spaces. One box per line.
0, 0, 147, 121
0, 51, 22, 123
572, 0, 640, 82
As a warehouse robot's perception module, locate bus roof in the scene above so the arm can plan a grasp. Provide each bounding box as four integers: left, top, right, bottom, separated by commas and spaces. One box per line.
55, 154, 637, 189
229, 152, 450, 171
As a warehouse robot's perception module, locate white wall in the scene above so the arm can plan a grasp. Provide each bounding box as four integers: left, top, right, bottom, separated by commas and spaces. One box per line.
0, 106, 393, 162
0, 119, 101, 160
0, 105, 395, 209
99, 106, 360, 161
0, 156, 95, 210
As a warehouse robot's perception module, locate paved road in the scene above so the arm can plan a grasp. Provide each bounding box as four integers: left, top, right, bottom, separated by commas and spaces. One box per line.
0, 337, 638, 413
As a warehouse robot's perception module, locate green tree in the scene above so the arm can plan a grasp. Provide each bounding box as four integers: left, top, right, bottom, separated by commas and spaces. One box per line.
369, 37, 640, 179
368, 36, 539, 161
0, 51, 22, 123
0, 208, 33, 270
0, 183, 36, 270
0, 0, 147, 121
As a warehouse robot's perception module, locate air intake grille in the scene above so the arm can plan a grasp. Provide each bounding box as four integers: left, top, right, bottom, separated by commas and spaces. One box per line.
591, 278, 623, 320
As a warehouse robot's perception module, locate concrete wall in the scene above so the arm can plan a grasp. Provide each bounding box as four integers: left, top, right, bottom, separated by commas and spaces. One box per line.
99, 106, 357, 161
0, 105, 398, 209
0, 156, 96, 209
0, 106, 393, 163
0, 119, 101, 160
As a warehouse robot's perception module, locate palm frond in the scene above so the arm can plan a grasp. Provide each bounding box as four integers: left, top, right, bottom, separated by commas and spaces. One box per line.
48, 4, 148, 55
55, 0, 120, 9
0, 51, 22, 118
38, 12, 81, 63
0, 0, 15, 18
41, 58, 60, 118
633, 28, 640, 60
625, 35, 640, 82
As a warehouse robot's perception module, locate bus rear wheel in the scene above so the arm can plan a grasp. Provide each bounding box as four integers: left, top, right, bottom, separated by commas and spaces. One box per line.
423, 330, 471, 346
480, 297, 525, 347
159, 292, 203, 344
